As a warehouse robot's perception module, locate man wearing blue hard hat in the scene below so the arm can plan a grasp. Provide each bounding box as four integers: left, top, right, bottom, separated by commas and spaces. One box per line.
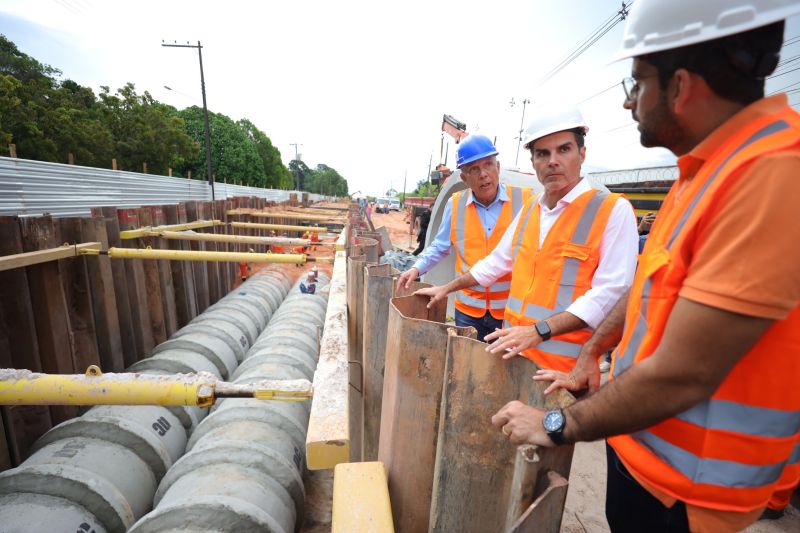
397, 135, 533, 340
417, 104, 638, 378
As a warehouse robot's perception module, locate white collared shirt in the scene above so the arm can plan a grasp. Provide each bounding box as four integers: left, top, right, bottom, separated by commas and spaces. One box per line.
470, 179, 638, 329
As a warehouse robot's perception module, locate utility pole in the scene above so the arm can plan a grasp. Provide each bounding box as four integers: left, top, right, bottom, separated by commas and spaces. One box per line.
162, 40, 214, 203
290, 143, 302, 191
512, 98, 530, 167
402, 170, 407, 204
427, 152, 433, 185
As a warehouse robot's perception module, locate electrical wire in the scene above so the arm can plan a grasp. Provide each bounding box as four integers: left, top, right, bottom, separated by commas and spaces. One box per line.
537, 2, 633, 88
578, 82, 619, 104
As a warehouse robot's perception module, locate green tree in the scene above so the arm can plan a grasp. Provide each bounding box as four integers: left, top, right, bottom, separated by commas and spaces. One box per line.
237, 118, 292, 188
288, 159, 312, 191
308, 163, 349, 196
177, 107, 264, 184
98, 83, 198, 174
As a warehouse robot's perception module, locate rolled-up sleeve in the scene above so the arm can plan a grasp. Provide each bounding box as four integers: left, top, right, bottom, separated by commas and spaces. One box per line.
412, 199, 454, 275
565, 197, 638, 329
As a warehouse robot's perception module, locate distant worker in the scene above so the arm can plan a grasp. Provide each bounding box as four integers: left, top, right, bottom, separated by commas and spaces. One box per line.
397, 135, 533, 340
502, 2, 800, 532
412, 207, 432, 256
417, 105, 638, 375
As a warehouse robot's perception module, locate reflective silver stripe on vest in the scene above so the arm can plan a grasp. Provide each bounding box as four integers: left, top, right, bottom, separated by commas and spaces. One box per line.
491, 281, 511, 292
506, 295, 551, 319
612, 278, 651, 378
512, 199, 538, 259
615, 119, 792, 378
790, 441, 800, 465
676, 399, 800, 439
457, 291, 507, 309
510, 185, 523, 216
668, 120, 790, 249
556, 190, 609, 312
453, 191, 470, 267
632, 429, 788, 488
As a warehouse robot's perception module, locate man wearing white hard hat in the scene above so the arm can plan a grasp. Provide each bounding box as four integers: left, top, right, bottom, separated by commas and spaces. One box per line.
496, 1, 800, 531
397, 135, 534, 341
417, 105, 638, 376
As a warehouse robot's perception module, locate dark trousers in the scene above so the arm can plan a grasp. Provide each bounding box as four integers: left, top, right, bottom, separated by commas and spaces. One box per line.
606, 442, 690, 533
454, 309, 503, 342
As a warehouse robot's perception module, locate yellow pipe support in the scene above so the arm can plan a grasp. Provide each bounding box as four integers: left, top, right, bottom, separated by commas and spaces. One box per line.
97, 246, 307, 264
0, 367, 214, 407
250, 211, 345, 223
230, 221, 326, 233
119, 219, 224, 240
157, 230, 313, 247
332, 462, 395, 533
0, 367, 313, 408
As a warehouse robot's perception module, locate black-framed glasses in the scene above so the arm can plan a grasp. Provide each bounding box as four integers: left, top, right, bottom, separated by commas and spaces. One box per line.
622, 74, 658, 101
621, 77, 639, 101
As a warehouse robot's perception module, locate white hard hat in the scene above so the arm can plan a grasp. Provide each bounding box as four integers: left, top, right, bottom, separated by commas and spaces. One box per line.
522, 103, 588, 150
612, 0, 800, 62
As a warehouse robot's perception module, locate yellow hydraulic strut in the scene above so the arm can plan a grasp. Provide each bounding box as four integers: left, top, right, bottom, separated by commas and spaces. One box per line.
81, 246, 311, 264
0, 366, 312, 408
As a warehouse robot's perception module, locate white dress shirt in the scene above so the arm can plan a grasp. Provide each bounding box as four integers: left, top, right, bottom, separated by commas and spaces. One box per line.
470, 179, 638, 329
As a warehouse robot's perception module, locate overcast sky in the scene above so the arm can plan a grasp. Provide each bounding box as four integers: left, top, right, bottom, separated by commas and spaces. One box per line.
2, 1, 799, 196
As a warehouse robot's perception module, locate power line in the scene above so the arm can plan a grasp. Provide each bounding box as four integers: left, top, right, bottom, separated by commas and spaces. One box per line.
769, 79, 800, 95
536, 2, 633, 88
578, 82, 619, 104
768, 64, 800, 79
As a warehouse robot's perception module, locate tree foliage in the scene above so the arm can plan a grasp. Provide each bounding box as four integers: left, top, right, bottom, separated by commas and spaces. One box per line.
0, 34, 348, 195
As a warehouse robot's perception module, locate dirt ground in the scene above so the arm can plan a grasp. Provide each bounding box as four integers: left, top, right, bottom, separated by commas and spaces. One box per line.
370, 209, 417, 252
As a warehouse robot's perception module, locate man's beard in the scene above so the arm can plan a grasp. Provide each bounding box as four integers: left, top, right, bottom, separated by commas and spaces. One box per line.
638, 93, 686, 153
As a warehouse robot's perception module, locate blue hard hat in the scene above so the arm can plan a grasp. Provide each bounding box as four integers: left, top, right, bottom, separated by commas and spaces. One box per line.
456, 134, 498, 168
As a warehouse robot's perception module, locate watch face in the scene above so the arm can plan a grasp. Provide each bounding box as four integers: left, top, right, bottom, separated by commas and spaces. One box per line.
543, 410, 564, 432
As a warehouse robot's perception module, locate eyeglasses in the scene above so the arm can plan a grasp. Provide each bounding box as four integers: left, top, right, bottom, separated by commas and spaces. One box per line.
461, 157, 497, 179
621, 74, 658, 101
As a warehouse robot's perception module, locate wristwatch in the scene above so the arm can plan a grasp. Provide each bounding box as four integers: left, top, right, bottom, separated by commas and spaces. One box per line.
534, 320, 552, 342
543, 408, 567, 445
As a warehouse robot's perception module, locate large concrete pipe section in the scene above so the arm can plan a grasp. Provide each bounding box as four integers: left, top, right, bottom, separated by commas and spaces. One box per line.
130, 273, 330, 533
0, 270, 293, 533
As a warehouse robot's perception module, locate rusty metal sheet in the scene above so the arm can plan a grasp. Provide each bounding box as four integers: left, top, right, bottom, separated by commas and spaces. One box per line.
377, 294, 475, 533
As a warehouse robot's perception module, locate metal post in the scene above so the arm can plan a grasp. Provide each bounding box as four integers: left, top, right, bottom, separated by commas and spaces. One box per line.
197, 41, 214, 204
161, 40, 215, 204
515, 98, 530, 167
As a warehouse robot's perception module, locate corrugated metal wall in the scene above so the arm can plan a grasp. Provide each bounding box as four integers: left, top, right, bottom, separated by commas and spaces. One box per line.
0, 157, 327, 217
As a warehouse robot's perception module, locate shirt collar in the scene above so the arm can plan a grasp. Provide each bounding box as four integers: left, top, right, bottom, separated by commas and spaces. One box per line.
466, 183, 508, 207
677, 94, 789, 181
537, 178, 591, 210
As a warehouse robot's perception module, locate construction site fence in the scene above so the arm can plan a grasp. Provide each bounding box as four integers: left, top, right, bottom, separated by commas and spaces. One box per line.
587, 164, 678, 186
0, 156, 333, 218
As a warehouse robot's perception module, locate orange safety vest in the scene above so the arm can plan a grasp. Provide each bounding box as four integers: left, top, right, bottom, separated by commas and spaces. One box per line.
450, 184, 532, 319
609, 106, 800, 512
503, 188, 620, 372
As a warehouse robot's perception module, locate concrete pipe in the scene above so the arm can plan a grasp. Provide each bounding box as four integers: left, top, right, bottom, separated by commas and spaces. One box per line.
151, 335, 238, 380
0, 492, 108, 533
0, 436, 157, 532
131, 275, 328, 533
0, 272, 294, 533
171, 320, 250, 363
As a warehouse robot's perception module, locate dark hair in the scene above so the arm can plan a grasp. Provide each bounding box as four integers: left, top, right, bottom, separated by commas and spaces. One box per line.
570, 128, 586, 149
642, 21, 784, 105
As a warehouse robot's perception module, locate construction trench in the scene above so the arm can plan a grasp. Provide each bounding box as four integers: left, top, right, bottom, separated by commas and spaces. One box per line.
0, 189, 586, 532
3, 190, 796, 533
